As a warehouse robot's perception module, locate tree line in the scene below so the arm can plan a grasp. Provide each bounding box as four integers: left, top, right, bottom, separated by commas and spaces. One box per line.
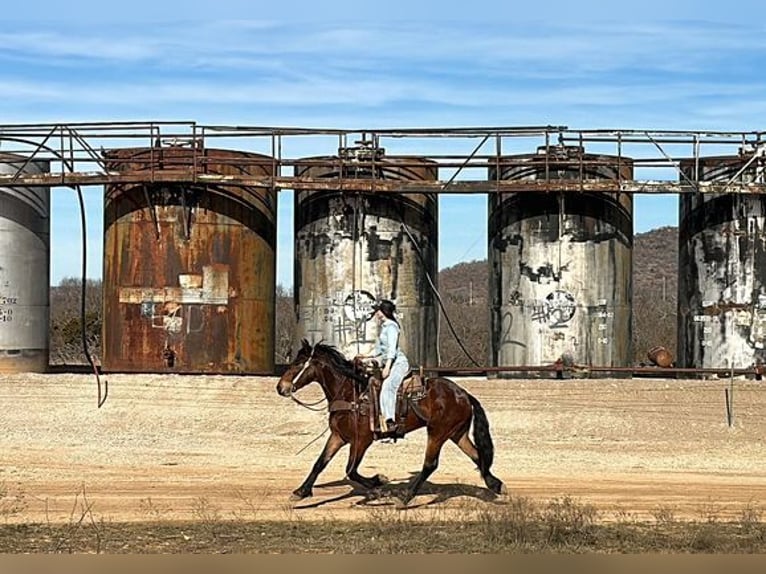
50, 226, 678, 369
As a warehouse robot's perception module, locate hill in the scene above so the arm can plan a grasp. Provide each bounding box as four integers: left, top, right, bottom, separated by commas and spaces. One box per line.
436, 226, 678, 366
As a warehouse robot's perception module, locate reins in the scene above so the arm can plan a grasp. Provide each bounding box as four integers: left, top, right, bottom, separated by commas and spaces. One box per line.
288, 347, 363, 456
288, 348, 355, 412
289, 392, 327, 411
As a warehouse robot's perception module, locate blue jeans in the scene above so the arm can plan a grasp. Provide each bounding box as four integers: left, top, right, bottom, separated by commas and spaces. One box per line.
380, 357, 410, 420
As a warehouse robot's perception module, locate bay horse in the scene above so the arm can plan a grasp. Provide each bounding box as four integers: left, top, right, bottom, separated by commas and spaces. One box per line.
276, 339, 506, 507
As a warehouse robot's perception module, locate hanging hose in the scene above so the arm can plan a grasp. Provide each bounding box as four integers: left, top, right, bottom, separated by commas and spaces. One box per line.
399, 219, 482, 368
74, 185, 108, 408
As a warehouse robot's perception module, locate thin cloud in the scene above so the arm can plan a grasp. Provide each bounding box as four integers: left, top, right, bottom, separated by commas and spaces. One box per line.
3, 15, 762, 284
0, 19, 759, 74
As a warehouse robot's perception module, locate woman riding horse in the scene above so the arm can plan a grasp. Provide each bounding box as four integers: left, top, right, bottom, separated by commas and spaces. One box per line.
276, 339, 506, 506
354, 299, 409, 436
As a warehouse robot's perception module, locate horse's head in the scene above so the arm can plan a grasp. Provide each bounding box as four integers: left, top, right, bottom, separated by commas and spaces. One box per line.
276, 339, 320, 397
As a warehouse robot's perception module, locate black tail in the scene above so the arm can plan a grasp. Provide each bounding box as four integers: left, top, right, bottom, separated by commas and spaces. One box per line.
467, 393, 494, 474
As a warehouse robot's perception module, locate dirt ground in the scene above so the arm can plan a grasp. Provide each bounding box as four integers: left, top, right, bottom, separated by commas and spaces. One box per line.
1, 372, 765, 524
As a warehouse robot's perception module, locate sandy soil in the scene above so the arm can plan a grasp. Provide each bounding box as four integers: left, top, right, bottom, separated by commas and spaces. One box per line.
1, 372, 765, 524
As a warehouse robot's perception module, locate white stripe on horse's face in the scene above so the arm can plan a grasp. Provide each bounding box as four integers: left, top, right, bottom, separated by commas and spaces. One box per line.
276, 346, 316, 397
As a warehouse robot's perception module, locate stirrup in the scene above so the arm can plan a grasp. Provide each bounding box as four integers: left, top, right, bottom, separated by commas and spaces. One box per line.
383, 418, 403, 439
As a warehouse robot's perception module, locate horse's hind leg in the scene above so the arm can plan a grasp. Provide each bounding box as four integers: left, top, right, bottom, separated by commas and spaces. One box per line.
452, 432, 505, 495
291, 432, 346, 500
400, 431, 449, 507
345, 436, 388, 490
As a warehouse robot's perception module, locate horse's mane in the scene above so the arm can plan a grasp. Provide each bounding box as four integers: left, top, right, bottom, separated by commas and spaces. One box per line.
312, 342, 369, 392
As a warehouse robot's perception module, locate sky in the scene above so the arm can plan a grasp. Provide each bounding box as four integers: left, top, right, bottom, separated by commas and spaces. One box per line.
2, 1, 766, 288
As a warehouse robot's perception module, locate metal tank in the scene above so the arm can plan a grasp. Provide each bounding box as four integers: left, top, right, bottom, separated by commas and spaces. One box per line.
293, 143, 438, 368
0, 154, 51, 373
488, 145, 634, 377
102, 145, 276, 373
678, 149, 766, 371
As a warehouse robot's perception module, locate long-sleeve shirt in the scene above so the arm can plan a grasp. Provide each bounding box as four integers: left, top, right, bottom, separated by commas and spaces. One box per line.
372, 318, 407, 364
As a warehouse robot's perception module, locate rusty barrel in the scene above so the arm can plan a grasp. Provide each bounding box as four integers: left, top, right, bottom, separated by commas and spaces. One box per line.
102, 146, 276, 374
647, 345, 673, 368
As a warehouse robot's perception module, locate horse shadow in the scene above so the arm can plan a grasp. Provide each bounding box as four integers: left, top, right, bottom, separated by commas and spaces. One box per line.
293, 472, 507, 510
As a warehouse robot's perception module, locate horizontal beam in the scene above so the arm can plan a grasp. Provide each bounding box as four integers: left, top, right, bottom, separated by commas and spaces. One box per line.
2, 171, 766, 194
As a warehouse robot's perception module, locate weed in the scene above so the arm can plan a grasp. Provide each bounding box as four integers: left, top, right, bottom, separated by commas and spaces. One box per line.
541, 496, 599, 547
138, 497, 170, 521
0, 481, 27, 522
651, 504, 677, 526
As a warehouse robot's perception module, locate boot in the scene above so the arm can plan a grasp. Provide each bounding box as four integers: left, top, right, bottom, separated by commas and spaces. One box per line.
383, 418, 401, 439
378, 416, 398, 439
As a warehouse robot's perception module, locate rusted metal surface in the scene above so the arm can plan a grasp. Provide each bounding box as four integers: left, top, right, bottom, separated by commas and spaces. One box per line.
678, 151, 766, 371
293, 145, 439, 367
6, 171, 766, 194
426, 364, 764, 379
0, 154, 50, 373
2, 122, 766, 195
647, 345, 674, 368
488, 146, 634, 377
102, 146, 276, 374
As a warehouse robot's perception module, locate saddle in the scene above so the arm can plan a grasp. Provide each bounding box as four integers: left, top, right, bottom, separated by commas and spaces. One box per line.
358, 362, 428, 440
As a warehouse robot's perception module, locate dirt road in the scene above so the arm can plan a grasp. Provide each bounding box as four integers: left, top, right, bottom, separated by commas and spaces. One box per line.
1, 373, 765, 524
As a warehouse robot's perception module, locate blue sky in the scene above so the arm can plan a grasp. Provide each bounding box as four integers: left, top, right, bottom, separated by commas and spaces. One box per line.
2, 1, 765, 288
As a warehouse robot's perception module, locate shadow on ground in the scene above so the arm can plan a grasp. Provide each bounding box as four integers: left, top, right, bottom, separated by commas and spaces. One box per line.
293, 472, 504, 510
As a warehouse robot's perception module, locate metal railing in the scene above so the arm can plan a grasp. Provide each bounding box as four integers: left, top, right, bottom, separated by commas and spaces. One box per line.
0, 122, 765, 193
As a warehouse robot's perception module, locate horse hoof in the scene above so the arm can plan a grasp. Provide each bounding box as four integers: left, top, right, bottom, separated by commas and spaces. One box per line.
499, 483, 508, 495
376, 473, 390, 485
290, 490, 311, 501
395, 494, 412, 510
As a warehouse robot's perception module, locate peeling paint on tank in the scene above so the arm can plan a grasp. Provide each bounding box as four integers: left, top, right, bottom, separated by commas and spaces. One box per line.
294, 152, 438, 366
488, 147, 634, 377
678, 153, 766, 370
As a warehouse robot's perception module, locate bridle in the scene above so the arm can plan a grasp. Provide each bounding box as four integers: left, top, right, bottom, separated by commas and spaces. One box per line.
285, 343, 364, 458
288, 347, 327, 411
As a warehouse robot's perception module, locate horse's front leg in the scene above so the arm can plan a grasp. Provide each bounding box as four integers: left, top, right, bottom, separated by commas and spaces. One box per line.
345, 432, 388, 490
291, 431, 346, 500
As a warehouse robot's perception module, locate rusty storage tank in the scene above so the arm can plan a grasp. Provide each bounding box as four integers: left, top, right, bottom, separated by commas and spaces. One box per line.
0, 154, 51, 373
294, 144, 438, 367
488, 145, 634, 377
678, 149, 766, 371
103, 145, 277, 373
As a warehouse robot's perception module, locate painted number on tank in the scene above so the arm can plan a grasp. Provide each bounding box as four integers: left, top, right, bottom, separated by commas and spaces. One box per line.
0, 308, 12, 322
0, 296, 18, 305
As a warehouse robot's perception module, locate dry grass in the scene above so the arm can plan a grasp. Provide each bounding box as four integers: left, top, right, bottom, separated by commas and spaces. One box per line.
2, 487, 766, 553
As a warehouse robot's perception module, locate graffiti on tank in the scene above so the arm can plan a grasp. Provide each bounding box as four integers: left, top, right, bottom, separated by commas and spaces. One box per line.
499, 311, 526, 349
301, 290, 381, 350
542, 290, 577, 328
336, 290, 382, 348
343, 290, 377, 323
118, 265, 230, 334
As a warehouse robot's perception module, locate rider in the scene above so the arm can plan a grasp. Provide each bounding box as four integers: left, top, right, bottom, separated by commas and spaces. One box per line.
356, 299, 410, 435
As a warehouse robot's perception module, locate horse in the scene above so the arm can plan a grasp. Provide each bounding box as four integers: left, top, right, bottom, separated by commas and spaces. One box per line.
276, 339, 506, 507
